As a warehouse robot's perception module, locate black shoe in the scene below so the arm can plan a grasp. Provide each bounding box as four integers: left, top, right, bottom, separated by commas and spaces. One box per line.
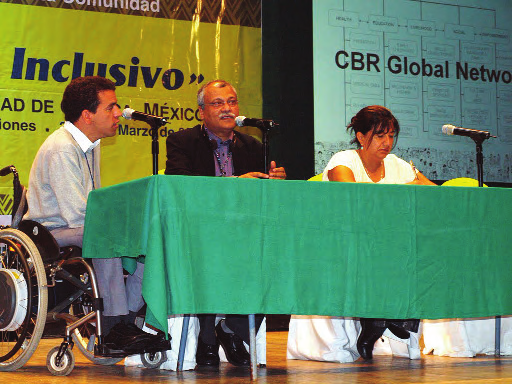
386, 321, 411, 339
357, 319, 386, 360
103, 322, 164, 354
122, 323, 171, 352
119, 322, 165, 338
215, 320, 250, 367
196, 337, 220, 367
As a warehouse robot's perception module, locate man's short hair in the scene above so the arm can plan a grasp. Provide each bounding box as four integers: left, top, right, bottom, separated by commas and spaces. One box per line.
61, 76, 116, 123
197, 79, 237, 108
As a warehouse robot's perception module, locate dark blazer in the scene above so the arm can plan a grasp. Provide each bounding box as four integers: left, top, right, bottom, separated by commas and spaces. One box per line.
164, 125, 264, 176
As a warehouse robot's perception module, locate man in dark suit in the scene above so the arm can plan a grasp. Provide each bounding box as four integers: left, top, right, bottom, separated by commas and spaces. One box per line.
165, 79, 285, 368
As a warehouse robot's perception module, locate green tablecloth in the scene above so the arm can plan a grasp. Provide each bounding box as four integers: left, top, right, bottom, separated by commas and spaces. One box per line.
83, 175, 512, 333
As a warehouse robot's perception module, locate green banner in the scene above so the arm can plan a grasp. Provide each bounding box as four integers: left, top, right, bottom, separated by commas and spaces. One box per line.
0, 1, 262, 187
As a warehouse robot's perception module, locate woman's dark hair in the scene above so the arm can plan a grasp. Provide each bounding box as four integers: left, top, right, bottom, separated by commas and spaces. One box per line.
61, 76, 116, 123
347, 105, 400, 149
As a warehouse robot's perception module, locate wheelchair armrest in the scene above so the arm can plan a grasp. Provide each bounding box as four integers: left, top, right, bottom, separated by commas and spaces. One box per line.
18, 220, 61, 263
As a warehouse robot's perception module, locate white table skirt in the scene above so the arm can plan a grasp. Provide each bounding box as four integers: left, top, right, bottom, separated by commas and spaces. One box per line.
287, 316, 420, 363
423, 317, 512, 357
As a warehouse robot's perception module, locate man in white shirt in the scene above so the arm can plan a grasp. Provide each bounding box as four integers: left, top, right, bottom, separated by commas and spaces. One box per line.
25, 76, 165, 355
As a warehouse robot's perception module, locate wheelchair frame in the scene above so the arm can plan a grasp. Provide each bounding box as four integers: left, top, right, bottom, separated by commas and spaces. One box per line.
0, 166, 167, 375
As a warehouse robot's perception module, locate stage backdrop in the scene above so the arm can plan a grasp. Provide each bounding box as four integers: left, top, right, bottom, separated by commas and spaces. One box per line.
313, 0, 512, 183
0, 0, 262, 189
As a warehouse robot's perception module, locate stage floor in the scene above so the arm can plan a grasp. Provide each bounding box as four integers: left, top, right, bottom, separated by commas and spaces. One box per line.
3, 331, 512, 383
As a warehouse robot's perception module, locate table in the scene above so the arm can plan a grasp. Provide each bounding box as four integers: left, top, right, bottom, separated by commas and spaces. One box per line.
83, 175, 512, 334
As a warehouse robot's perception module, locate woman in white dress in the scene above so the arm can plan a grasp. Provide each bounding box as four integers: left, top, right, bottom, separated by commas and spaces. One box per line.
287, 105, 435, 363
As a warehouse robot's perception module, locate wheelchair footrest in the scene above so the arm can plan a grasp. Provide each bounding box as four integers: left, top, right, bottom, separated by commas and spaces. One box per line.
95, 339, 171, 358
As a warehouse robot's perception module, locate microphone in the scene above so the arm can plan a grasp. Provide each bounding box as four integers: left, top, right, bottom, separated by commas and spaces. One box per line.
442, 124, 496, 140
122, 108, 167, 126
235, 116, 277, 131
0, 165, 15, 177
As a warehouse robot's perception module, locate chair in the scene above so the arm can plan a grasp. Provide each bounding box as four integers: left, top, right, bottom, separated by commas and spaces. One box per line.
0, 166, 168, 375
442, 177, 488, 187
308, 173, 324, 181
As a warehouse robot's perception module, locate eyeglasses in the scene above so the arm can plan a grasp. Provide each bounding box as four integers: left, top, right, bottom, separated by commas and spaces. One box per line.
205, 99, 239, 108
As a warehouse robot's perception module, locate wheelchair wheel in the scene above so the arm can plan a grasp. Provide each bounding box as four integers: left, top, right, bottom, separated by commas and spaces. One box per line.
0, 229, 47, 371
70, 298, 123, 366
47, 345, 75, 376
140, 350, 167, 369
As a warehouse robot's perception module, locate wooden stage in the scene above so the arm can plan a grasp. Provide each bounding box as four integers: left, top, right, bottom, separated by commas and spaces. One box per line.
3, 331, 512, 383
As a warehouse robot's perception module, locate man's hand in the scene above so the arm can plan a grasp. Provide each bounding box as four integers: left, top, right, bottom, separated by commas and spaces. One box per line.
238, 172, 269, 179
269, 161, 286, 180
237, 161, 286, 179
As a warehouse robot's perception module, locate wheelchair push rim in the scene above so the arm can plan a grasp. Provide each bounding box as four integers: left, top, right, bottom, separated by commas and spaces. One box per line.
0, 229, 48, 371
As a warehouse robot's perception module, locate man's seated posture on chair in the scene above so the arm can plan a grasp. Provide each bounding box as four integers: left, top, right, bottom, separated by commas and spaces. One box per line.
165, 79, 286, 368
24, 76, 164, 355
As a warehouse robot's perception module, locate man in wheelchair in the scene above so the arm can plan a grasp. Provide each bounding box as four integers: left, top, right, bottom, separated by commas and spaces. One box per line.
23, 76, 167, 356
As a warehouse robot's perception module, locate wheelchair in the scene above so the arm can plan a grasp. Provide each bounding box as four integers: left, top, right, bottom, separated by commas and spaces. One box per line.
0, 165, 169, 375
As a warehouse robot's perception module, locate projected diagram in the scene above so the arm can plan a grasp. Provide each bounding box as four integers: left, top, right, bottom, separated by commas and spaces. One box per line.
314, 0, 512, 182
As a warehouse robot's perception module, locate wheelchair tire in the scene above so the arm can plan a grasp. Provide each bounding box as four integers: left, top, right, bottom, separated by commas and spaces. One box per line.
140, 350, 167, 369
0, 229, 47, 371
46, 346, 75, 376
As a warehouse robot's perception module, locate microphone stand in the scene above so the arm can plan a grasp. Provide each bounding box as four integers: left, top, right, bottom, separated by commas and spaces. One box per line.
148, 118, 167, 176
239, 119, 278, 174
468, 133, 492, 188
263, 129, 269, 174
469, 133, 500, 354
475, 138, 484, 188
258, 123, 278, 174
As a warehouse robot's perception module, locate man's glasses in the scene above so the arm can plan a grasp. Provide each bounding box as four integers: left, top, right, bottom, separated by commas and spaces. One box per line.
205, 99, 238, 108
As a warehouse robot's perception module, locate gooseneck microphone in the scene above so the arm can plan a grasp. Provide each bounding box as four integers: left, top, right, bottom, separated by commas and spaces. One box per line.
442, 124, 496, 140
0, 165, 16, 177
235, 116, 277, 131
122, 108, 168, 126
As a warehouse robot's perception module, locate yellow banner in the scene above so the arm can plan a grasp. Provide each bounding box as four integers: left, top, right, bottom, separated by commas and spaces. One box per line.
0, 2, 262, 187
